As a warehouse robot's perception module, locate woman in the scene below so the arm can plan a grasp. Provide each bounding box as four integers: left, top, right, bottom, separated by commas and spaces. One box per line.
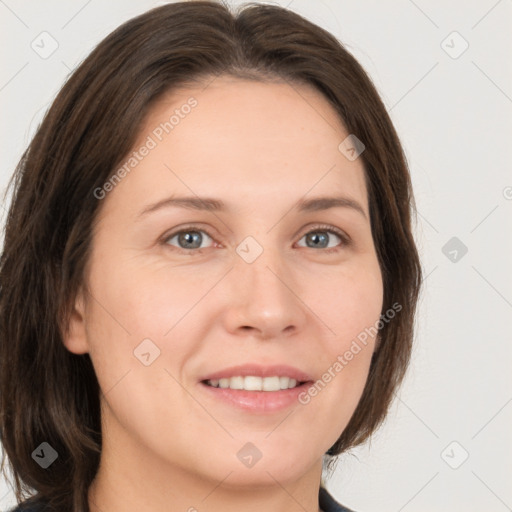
0, 2, 422, 511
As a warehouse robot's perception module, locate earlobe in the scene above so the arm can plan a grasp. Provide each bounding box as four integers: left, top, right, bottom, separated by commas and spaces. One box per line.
61, 286, 90, 355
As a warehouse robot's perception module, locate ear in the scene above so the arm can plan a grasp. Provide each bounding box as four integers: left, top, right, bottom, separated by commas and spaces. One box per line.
61, 286, 90, 355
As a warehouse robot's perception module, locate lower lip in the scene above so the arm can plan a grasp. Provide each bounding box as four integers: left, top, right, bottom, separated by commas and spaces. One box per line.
199, 381, 313, 413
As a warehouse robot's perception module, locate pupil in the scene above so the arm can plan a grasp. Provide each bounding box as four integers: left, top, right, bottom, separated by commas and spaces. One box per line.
180, 231, 201, 248
309, 232, 327, 248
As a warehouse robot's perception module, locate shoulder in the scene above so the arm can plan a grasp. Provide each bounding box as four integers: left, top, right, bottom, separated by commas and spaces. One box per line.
319, 486, 357, 512
8, 497, 49, 512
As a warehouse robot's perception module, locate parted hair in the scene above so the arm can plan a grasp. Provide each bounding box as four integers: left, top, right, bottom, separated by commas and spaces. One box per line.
0, 1, 422, 511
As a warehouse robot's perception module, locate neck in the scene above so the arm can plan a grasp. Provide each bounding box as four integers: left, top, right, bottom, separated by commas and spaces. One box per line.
88, 414, 324, 512
88, 459, 324, 512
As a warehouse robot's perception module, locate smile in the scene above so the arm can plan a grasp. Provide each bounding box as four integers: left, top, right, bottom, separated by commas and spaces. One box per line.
204, 375, 305, 391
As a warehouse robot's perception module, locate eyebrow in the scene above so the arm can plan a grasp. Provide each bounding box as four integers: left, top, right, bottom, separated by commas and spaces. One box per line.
137, 195, 368, 220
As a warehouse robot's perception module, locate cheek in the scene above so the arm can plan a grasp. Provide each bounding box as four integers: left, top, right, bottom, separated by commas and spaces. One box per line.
300, 258, 382, 415
83, 264, 190, 437
86, 249, 194, 339
315, 257, 383, 348
83, 254, 215, 398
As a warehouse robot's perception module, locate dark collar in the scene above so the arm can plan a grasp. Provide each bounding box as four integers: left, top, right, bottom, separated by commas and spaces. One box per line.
13, 487, 355, 512
319, 486, 356, 512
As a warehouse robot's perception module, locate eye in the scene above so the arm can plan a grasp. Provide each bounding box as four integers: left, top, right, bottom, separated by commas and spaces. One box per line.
163, 226, 215, 254
296, 224, 350, 253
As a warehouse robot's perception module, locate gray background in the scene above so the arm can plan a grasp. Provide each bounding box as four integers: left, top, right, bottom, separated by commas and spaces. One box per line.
1, 0, 511, 511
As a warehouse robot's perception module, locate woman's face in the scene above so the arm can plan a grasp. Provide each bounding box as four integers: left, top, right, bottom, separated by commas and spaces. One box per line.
65, 77, 383, 489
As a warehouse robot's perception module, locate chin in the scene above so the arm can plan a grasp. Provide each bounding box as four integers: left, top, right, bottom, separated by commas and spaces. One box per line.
207, 437, 322, 488
217, 459, 312, 489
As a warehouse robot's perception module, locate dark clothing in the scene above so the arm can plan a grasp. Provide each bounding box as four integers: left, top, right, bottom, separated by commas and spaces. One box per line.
9, 486, 354, 512
320, 486, 355, 511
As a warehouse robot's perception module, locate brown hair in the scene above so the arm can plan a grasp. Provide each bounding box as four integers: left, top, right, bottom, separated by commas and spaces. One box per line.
0, 1, 422, 511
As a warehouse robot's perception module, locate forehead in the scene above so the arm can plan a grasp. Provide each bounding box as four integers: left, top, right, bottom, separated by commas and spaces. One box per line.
143, 77, 349, 156
100, 77, 369, 219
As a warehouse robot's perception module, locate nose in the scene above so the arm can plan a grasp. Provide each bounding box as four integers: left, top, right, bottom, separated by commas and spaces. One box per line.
222, 245, 308, 340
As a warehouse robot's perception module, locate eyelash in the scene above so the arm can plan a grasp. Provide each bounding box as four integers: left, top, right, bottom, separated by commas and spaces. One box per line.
161, 224, 351, 255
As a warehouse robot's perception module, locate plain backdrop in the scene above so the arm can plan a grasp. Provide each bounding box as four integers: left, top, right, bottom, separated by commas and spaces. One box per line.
1, 1, 511, 511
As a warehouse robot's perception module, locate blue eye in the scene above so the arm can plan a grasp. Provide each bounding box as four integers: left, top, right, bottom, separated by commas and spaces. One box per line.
162, 224, 350, 255
164, 228, 215, 253
296, 229, 345, 252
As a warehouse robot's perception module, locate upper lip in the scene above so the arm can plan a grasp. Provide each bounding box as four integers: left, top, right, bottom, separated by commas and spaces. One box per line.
200, 364, 314, 383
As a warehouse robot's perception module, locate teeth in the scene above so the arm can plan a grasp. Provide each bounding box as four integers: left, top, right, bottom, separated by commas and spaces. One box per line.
229, 376, 244, 389
279, 376, 290, 389
245, 376, 263, 391
207, 376, 302, 391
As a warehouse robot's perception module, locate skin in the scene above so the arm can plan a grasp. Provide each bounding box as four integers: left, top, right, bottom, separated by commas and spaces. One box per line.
63, 77, 383, 512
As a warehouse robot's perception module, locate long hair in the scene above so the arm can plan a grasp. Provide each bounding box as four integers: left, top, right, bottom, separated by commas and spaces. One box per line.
0, 2, 422, 511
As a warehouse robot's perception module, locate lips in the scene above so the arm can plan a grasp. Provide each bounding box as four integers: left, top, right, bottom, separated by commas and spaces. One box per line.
198, 363, 315, 413
200, 363, 314, 383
